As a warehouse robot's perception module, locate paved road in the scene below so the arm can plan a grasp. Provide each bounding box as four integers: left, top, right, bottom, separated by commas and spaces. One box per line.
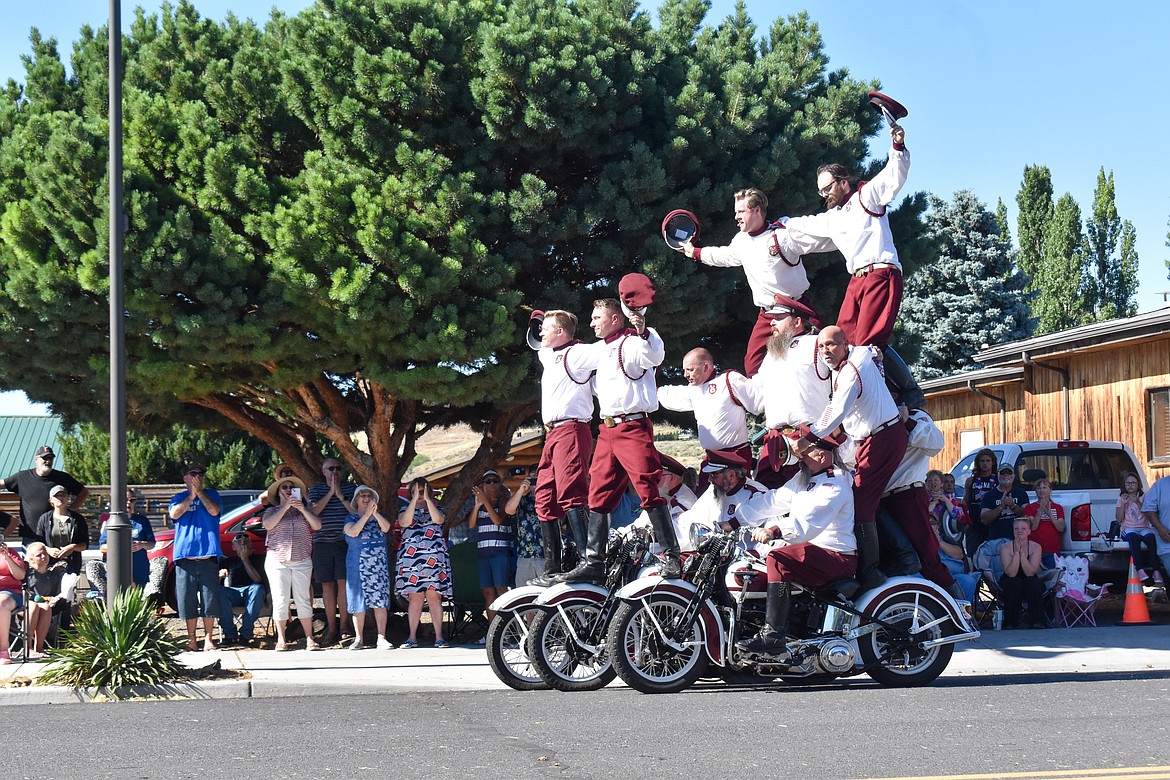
17, 673, 1170, 780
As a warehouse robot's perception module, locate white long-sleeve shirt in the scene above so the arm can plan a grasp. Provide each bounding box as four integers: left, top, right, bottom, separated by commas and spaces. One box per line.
672, 477, 769, 551
734, 467, 857, 554
811, 345, 900, 442
658, 371, 754, 450
577, 327, 665, 416
886, 409, 944, 492
785, 145, 910, 274
695, 224, 833, 308
538, 341, 596, 424
743, 334, 831, 429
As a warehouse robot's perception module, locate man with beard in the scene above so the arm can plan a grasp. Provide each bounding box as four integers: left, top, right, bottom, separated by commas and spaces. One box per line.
561, 277, 682, 582
744, 295, 832, 489
671, 449, 770, 549
658, 348, 756, 486
675, 188, 833, 376
784, 122, 923, 408
792, 326, 907, 592
734, 432, 856, 661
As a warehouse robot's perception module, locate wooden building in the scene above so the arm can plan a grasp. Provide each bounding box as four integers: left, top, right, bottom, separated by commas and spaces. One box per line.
921, 306, 1170, 480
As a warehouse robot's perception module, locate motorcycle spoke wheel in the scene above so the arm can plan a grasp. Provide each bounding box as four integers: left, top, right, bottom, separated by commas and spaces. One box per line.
607, 600, 708, 694
859, 593, 954, 688
485, 608, 547, 691
528, 602, 616, 692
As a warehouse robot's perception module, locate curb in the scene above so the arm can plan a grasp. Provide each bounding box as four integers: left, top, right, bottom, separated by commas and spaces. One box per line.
0, 678, 252, 707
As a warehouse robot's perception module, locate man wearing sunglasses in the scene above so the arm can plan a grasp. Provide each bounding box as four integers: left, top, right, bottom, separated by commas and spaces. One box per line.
1, 445, 89, 546
309, 457, 356, 645
168, 462, 224, 651
784, 121, 923, 409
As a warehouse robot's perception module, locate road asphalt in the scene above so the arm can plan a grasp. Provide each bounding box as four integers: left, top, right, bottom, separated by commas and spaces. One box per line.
3, 613, 1168, 706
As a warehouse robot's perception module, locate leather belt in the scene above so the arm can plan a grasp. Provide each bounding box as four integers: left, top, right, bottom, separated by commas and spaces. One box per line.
603, 412, 648, 428
869, 417, 902, 437
882, 481, 925, 498
545, 418, 588, 432
853, 262, 899, 278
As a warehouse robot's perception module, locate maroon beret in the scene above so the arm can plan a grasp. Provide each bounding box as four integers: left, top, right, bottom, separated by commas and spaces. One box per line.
659, 454, 688, 477
867, 91, 908, 121
701, 448, 752, 474
764, 294, 818, 322
618, 273, 656, 311
784, 424, 843, 451
529, 310, 545, 324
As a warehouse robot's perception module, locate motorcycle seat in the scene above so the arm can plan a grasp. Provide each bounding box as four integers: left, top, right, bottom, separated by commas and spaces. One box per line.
815, 579, 859, 600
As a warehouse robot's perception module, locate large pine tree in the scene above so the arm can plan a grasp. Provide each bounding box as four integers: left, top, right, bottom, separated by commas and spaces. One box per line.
898, 190, 1032, 380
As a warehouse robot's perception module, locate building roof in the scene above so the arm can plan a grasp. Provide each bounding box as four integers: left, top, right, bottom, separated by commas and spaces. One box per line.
975, 306, 1170, 364
920, 365, 1025, 396
0, 415, 66, 479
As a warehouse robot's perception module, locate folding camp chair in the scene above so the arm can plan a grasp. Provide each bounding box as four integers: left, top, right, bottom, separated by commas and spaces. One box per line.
444, 542, 489, 642
1052, 554, 1111, 627
4, 586, 30, 664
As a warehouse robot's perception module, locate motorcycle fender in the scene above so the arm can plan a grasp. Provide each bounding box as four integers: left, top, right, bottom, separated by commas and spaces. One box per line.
854, 576, 974, 633
613, 577, 726, 665
534, 582, 608, 607
489, 585, 546, 614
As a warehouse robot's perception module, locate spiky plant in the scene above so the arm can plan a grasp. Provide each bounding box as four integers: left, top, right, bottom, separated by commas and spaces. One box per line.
39, 587, 186, 696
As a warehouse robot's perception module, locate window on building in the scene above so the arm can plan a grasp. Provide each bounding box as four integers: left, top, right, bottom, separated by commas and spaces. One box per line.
1151, 388, 1170, 461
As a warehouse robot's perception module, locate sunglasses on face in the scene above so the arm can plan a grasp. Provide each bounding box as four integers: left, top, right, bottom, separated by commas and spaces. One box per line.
482, 478, 501, 484
186, 471, 206, 477
324, 466, 342, 472
818, 179, 840, 197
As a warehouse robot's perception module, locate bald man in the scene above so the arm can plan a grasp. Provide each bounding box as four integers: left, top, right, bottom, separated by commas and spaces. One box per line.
793, 326, 908, 591
658, 348, 757, 481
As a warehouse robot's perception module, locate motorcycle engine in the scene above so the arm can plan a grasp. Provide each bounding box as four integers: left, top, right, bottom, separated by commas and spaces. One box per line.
817, 638, 856, 674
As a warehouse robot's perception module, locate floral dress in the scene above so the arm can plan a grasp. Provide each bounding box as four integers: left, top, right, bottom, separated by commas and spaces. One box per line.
395, 506, 453, 597
344, 514, 391, 613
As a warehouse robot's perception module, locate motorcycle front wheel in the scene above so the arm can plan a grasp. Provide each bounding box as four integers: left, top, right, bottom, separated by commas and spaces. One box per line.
607, 599, 708, 694
858, 592, 954, 688
527, 601, 616, 692
485, 607, 548, 691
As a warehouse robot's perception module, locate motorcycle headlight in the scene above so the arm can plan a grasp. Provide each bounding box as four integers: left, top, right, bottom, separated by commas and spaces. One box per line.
689, 523, 713, 551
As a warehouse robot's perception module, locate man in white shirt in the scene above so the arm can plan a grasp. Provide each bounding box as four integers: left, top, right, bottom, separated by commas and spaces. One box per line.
734, 435, 857, 660
525, 309, 596, 586
677, 187, 833, 376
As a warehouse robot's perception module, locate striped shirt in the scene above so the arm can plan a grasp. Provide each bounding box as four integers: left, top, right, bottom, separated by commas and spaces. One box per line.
265, 507, 313, 563
308, 482, 355, 542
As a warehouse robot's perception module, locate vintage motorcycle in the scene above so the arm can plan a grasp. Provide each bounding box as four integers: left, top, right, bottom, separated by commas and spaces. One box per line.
524, 531, 658, 691
606, 524, 981, 694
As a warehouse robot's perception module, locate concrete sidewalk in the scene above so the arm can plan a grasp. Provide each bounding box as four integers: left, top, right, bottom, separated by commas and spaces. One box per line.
3, 621, 1169, 705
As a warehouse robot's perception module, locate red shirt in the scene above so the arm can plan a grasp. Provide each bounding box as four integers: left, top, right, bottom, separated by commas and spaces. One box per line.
1, 549, 25, 592
1024, 501, 1064, 554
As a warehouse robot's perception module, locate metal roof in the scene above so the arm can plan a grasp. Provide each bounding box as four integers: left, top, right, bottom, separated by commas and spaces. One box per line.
920, 365, 1025, 395
975, 305, 1170, 364
0, 415, 67, 479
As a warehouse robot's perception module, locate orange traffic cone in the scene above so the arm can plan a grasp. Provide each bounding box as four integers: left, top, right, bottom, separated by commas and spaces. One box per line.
1119, 561, 1154, 626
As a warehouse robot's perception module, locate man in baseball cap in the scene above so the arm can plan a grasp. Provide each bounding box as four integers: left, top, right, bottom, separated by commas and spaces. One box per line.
0, 445, 89, 545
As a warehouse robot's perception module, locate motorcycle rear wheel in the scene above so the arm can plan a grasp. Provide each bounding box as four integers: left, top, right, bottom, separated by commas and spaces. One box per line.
607, 599, 708, 694
858, 592, 954, 688
527, 601, 616, 692
485, 607, 548, 691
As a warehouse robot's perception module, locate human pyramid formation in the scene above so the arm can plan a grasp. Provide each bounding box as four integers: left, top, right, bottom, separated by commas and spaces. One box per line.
523, 93, 958, 659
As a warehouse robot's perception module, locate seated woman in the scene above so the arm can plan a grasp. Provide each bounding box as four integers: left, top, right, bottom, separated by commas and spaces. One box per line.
1024, 476, 1065, 570
23, 542, 72, 658
262, 476, 322, 651
0, 540, 27, 665
1116, 471, 1159, 583
395, 478, 452, 649
998, 517, 1047, 630
344, 485, 394, 650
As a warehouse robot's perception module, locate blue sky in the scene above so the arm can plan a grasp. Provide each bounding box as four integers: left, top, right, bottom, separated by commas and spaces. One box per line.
3, 1, 1169, 415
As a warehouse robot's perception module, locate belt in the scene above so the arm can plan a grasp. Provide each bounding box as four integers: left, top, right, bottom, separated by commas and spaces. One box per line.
545, 418, 588, 432
853, 262, 899, 278
882, 481, 925, 498
603, 412, 648, 428
869, 417, 903, 437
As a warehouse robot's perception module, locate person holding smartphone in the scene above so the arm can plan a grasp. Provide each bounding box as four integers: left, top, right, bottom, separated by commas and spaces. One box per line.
262, 476, 322, 651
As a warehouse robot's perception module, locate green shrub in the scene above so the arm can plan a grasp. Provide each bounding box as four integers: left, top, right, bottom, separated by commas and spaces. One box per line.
39, 588, 186, 696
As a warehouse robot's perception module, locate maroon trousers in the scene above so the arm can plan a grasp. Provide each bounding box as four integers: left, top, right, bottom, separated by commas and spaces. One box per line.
837, 266, 902, 348
880, 486, 956, 589
588, 417, 666, 512
767, 543, 857, 586
534, 422, 592, 523
853, 423, 908, 528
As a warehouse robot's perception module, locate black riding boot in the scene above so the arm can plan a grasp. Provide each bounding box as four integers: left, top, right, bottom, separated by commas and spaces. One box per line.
855, 522, 888, 592
877, 510, 921, 576
879, 345, 925, 410
556, 511, 609, 585
560, 506, 588, 572
735, 582, 791, 661
527, 520, 563, 587
647, 504, 682, 579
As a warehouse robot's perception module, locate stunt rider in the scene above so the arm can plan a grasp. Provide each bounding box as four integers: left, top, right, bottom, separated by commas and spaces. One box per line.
733, 431, 857, 661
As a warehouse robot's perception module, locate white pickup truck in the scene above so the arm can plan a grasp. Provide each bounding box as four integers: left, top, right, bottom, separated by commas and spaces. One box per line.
949, 441, 1148, 585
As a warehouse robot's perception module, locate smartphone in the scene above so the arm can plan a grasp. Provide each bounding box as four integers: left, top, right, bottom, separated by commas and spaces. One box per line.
291, 487, 302, 501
